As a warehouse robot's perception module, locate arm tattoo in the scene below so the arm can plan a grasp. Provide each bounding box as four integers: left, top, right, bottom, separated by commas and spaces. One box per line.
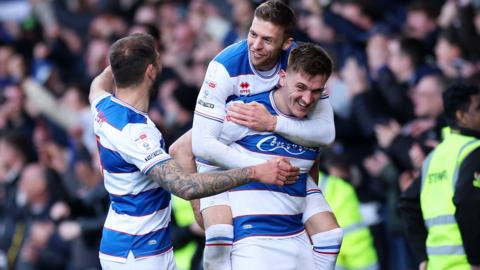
148, 159, 253, 200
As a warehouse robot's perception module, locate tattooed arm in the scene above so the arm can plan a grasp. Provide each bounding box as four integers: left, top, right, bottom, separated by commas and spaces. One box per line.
148, 158, 298, 200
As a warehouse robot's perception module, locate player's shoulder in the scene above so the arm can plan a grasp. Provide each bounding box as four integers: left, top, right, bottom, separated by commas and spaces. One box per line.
213, 40, 251, 77
95, 96, 148, 131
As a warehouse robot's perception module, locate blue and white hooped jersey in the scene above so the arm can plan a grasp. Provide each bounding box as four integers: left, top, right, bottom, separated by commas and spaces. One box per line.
194, 39, 294, 123
91, 94, 173, 263
208, 91, 319, 242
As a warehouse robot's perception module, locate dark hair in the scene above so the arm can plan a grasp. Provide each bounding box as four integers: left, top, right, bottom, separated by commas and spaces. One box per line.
443, 84, 480, 127
287, 43, 333, 78
108, 33, 158, 88
407, 2, 440, 20
0, 130, 34, 163
254, 0, 296, 39
399, 37, 426, 68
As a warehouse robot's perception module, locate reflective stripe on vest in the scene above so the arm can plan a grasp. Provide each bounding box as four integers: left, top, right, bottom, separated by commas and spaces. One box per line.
424, 214, 456, 228
427, 245, 465, 255
335, 262, 380, 270
343, 222, 367, 234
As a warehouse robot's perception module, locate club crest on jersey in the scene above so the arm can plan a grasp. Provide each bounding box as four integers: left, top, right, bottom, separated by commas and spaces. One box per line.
135, 132, 154, 151
256, 135, 309, 156
239, 82, 251, 95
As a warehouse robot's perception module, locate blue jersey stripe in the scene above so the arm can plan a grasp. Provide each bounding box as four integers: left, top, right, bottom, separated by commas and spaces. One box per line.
231, 174, 307, 197
100, 225, 172, 258
96, 96, 147, 130
97, 143, 139, 173
236, 134, 318, 160
110, 187, 171, 216
233, 214, 304, 241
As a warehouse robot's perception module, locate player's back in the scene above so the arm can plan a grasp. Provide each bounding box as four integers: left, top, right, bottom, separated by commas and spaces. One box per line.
91, 94, 173, 263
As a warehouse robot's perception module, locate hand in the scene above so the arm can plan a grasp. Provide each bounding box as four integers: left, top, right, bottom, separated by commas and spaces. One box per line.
252, 158, 300, 186
399, 170, 418, 192
50, 201, 71, 221
30, 222, 54, 246
409, 143, 425, 170
226, 102, 276, 132
419, 260, 427, 270
58, 221, 81, 241
375, 120, 401, 149
363, 151, 390, 177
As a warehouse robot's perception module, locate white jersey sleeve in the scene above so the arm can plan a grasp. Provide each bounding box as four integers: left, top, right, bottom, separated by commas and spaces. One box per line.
275, 97, 335, 147
194, 61, 232, 122
120, 123, 172, 174
192, 114, 266, 169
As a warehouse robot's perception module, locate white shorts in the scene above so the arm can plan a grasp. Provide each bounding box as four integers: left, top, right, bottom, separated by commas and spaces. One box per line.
100, 250, 176, 270
197, 161, 231, 212
231, 232, 315, 270
303, 176, 332, 223
199, 191, 230, 212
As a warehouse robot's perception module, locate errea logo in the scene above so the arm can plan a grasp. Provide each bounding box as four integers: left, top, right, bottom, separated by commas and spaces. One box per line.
239, 82, 250, 95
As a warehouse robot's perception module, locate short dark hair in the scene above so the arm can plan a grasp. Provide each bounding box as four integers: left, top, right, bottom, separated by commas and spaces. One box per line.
443, 84, 480, 127
287, 43, 333, 78
254, 0, 296, 39
399, 37, 426, 68
108, 33, 157, 88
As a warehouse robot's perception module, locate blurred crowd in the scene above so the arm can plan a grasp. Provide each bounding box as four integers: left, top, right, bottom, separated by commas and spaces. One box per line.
0, 0, 479, 269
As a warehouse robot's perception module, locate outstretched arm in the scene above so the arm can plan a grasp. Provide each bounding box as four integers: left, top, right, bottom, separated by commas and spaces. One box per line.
147, 158, 297, 200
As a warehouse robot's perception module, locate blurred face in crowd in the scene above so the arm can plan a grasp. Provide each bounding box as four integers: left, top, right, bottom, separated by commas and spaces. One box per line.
434, 37, 460, 68
19, 164, 47, 203
277, 70, 327, 118
388, 39, 411, 81
247, 17, 292, 71
412, 76, 444, 118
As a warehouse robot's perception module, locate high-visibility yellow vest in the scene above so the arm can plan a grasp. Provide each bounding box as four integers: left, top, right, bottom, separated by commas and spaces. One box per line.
172, 196, 197, 270
319, 172, 379, 270
420, 132, 480, 270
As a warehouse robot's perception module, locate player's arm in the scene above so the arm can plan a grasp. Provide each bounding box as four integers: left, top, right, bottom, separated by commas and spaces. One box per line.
454, 147, 480, 267
227, 97, 335, 147
89, 66, 114, 104
147, 158, 296, 200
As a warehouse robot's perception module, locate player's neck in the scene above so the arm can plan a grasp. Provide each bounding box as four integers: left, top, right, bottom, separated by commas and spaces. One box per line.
272, 88, 290, 116
115, 86, 150, 113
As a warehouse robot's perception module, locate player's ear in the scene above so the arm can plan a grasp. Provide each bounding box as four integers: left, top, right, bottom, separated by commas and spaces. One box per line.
146, 63, 156, 81
282, 37, 293, 50
278, 69, 286, 87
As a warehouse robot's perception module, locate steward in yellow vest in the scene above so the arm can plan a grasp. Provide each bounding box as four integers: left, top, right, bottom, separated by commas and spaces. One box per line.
319, 172, 379, 270
400, 84, 480, 270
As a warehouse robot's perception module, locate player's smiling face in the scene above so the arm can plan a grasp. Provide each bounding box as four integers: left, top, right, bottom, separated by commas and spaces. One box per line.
281, 70, 327, 118
247, 17, 292, 71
